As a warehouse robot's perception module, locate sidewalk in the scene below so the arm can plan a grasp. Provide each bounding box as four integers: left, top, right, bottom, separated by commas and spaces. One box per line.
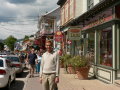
24, 68, 120, 90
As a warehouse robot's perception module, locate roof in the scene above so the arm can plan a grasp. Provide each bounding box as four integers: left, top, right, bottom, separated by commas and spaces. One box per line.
44, 7, 60, 18
38, 7, 60, 25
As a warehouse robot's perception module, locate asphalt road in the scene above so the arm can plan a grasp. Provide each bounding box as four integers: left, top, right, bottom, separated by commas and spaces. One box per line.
10, 68, 29, 90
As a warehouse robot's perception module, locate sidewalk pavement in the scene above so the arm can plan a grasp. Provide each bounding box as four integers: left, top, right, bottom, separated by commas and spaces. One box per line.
24, 68, 120, 90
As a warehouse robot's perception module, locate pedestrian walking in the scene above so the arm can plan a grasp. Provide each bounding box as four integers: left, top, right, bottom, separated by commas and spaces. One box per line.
39, 40, 60, 90
28, 48, 37, 78
35, 49, 43, 74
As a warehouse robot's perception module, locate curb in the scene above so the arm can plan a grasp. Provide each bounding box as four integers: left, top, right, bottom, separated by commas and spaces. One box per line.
23, 74, 29, 90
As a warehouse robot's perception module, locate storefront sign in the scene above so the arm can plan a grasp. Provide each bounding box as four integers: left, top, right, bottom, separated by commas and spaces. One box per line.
54, 31, 63, 42
83, 15, 113, 30
68, 29, 81, 40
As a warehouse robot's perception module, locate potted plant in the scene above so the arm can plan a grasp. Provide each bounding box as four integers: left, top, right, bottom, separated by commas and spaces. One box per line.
60, 54, 76, 74
66, 57, 76, 74
59, 56, 65, 68
71, 55, 90, 79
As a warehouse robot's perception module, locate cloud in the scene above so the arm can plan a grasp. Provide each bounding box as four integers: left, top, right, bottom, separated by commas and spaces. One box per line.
0, 23, 38, 39
8, 0, 37, 4
0, 0, 59, 39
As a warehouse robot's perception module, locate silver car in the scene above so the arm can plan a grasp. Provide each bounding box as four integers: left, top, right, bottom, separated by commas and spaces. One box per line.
3, 55, 23, 75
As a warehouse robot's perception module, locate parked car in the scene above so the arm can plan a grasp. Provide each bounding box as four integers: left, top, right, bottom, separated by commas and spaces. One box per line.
3, 55, 24, 75
0, 53, 7, 58
0, 57, 16, 89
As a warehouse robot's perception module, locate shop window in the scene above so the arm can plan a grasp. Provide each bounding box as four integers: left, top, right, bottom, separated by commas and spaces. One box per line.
76, 38, 84, 56
74, 40, 82, 56
86, 32, 95, 63
87, 0, 94, 10
99, 27, 112, 67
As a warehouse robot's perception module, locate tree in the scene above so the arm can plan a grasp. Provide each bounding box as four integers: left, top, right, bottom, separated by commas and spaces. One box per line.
4, 35, 17, 51
23, 35, 29, 41
0, 42, 4, 51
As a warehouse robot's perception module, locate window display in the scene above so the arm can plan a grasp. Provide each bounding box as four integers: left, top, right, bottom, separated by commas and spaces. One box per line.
99, 27, 112, 67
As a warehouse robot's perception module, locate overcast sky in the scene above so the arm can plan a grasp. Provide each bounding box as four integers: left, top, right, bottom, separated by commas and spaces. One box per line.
0, 0, 58, 40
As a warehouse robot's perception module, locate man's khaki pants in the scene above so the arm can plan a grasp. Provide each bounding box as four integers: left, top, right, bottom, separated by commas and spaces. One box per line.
42, 73, 57, 90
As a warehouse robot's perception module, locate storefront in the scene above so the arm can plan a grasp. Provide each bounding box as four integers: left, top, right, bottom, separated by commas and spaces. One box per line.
79, 4, 120, 84
61, 26, 81, 55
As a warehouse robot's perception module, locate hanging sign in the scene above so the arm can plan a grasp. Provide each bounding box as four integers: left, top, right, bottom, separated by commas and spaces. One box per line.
68, 28, 81, 40
54, 31, 63, 42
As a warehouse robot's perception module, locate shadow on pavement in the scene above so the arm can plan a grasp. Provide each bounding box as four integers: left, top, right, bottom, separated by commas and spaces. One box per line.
10, 80, 25, 90
16, 68, 29, 78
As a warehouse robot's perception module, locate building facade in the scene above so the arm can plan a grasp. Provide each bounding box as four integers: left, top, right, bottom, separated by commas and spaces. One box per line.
37, 7, 60, 50
57, 0, 120, 84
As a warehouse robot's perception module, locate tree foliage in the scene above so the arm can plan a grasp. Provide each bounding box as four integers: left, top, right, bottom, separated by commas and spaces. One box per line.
23, 35, 29, 41
0, 42, 4, 51
4, 35, 17, 51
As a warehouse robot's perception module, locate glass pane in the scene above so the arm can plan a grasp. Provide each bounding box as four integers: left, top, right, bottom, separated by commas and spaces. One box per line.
0, 60, 3, 67
87, 0, 94, 10
99, 27, 112, 67
86, 32, 95, 63
6, 57, 20, 62
77, 38, 84, 56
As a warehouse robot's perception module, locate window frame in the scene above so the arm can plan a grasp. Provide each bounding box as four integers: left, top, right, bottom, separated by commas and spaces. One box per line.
87, 0, 94, 10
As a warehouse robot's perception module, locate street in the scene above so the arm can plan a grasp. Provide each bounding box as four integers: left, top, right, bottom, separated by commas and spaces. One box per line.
10, 68, 29, 90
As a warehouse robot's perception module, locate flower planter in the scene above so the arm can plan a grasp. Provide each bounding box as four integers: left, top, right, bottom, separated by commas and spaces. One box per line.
75, 66, 90, 79
67, 66, 76, 74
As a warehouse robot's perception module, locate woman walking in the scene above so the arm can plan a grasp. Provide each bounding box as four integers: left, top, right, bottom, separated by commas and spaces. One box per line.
35, 49, 43, 74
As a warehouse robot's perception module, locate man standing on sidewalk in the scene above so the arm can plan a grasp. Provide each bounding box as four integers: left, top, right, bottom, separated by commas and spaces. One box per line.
28, 48, 37, 78
39, 40, 60, 90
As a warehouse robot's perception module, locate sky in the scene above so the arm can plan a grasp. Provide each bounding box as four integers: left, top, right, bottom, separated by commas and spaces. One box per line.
0, 0, 58, 40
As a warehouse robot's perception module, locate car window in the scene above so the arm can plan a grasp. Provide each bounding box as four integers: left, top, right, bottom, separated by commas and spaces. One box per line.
6, 60, 11, 67
6, 57, 20, 62
0, 59, 3, 67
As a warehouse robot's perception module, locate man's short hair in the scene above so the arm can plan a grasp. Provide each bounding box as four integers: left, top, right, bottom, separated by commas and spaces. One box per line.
45, 40, 53, 46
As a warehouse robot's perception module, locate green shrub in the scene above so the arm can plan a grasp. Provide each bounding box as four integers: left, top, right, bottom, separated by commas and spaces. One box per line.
60, 54, 72, 66
71, 55, 89, 68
